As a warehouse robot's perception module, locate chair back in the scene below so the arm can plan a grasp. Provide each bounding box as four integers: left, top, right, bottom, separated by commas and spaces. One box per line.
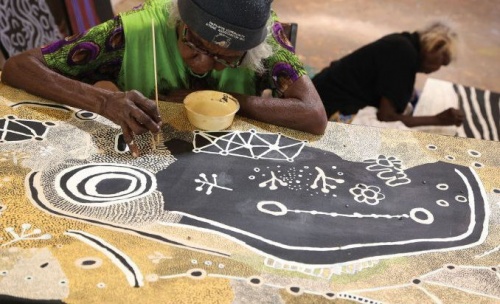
63, 0, 114, 34
282, 22, 298, 49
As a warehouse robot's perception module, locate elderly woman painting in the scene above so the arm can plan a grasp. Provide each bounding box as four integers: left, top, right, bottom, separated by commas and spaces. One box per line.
2, 0, 327, 157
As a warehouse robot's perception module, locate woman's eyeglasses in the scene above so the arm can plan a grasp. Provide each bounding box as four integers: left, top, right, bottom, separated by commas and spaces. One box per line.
181, 25, 246, 68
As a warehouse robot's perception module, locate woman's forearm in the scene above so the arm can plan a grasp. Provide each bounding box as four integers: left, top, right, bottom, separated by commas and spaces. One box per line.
1, 48, 111, 115
166, 76, 327, 135
2, 48, 163, 159
235, 76, 327, 135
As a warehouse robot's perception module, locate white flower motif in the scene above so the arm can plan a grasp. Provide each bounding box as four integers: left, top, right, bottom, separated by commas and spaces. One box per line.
369, 155, 403, 169
349, 184, 385, 205
364, 155, 411, 187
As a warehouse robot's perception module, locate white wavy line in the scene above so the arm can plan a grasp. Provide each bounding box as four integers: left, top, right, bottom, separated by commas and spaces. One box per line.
423, 280, 500, 300
470, 87, 491, 139
416, 284, 443, 304
475, 244, 500, 258
483, 91, 499, 141
65, 230, 144, 287
458, 85, 481, 138
342, 283, 411, 294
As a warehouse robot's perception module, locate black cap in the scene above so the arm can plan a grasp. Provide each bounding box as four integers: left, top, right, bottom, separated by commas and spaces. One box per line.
178, 0, 271, 51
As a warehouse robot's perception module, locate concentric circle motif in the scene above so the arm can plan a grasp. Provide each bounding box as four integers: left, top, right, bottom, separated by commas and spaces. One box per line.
409, 208, 434, 225
75, 110, 98, 120
55, 163, 156, 205
436, 183, 449, 191
467, 150, 481, 157
436, 199, 449, 207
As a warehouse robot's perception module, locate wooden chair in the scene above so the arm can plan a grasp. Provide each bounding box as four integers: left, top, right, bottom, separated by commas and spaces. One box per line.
62, 0, 115, 35
282, 22, 298, 49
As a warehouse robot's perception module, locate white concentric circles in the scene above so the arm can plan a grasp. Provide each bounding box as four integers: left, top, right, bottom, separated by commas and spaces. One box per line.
55, 163, 156, 205
436, 199, 450, 207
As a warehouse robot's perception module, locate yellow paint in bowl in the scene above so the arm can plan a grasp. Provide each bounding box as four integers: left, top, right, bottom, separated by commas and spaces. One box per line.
184, 90, 240, 131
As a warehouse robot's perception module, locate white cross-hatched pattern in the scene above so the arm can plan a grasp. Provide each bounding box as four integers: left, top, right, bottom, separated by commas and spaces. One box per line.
192, 129, 308, 162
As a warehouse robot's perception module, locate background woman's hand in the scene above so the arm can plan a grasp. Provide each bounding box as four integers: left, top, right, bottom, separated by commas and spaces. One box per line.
100, 90, 162, 157
435, 108, 465, 126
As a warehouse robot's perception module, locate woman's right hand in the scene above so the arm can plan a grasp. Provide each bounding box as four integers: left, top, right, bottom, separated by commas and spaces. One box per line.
100, 90, 162, 157
2, 49, 162, 157
435, 108, 464, 126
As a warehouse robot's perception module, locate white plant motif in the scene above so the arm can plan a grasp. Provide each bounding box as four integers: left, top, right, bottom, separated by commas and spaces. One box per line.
310, 166, 345, 193
349, 183, 385, 205
195, 173, 233, 195
1, 223, 52, 247
259, 171, 288, 190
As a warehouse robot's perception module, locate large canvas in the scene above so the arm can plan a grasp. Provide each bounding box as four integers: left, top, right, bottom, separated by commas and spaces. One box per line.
0, 81, 499, 303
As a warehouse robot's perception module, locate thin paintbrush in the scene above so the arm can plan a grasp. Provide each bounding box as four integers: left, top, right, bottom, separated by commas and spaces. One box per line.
152, 19, 158, 109
151, 19, 166, 150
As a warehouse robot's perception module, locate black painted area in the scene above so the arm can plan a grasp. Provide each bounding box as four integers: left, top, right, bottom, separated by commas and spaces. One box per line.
0, 294, 65, 303
0, 117, 50, 142
116, 134, 128, 153
157, 134, 487, 265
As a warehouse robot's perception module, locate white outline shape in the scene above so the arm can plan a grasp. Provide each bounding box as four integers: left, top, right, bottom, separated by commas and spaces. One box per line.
410, 208, 434, 225
436, 184, 449, 191
257, 201, 287, 216
165, 167, 490, 267
436, 200, 450, 207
